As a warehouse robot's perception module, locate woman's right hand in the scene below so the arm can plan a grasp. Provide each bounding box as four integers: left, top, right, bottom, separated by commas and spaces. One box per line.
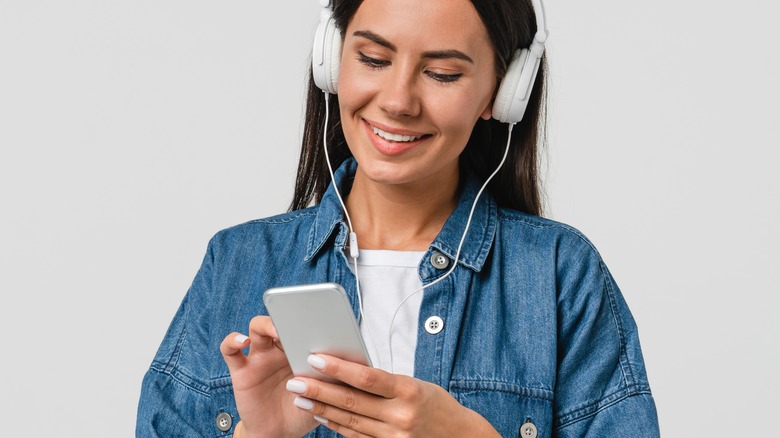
220, 316, 318, 438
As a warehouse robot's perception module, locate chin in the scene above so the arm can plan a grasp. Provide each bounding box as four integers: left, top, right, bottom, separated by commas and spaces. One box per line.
356, 156, 458, 188
355, 160, 414, 185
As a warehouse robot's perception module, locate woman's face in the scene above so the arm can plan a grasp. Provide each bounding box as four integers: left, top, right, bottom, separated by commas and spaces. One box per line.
337, 0, 496, 188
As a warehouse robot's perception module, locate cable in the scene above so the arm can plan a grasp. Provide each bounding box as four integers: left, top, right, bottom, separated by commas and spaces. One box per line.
321, 93, 355, 243
322, 92, 382, 368
321, 90, 516, 373
387, 123, 516, 372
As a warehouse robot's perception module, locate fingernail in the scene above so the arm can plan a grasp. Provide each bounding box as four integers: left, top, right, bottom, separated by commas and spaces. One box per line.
313, 415, 328, 424
293, 396, 314, 411
307, 354, 326, 370
286, 379, 307, 394
234, 334, 249, 344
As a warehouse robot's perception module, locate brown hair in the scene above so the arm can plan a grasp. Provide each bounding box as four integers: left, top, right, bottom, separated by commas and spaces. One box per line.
290, 0, 547, 215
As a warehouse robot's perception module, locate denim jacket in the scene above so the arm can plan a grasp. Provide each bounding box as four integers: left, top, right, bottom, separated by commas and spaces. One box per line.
137, 159, 659, 437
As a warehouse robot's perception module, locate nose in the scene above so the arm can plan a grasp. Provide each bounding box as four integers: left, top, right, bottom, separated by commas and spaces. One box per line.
377, 65, 421, 118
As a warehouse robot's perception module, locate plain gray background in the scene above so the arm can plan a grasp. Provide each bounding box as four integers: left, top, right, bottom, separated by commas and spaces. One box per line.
1, 1, 778, 436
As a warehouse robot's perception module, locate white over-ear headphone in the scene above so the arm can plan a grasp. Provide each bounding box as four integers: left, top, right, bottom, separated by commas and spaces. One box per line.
311, 0, 548, 124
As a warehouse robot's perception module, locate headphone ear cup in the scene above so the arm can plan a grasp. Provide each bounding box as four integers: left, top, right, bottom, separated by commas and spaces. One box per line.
325, 19, 341, 93
312, 16, 341, 94
492, 49, 530, 124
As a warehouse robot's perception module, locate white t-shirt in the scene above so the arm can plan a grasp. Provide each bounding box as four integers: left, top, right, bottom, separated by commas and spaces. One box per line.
351, 250, 425, 377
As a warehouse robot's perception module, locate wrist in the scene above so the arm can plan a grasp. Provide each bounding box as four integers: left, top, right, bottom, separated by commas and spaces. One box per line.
233, 420, 300, 438
460, 407, 501, 437
233, 421, 245, 438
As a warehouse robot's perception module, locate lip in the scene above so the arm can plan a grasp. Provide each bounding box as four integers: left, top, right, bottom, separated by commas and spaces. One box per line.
362, 119, 432, 156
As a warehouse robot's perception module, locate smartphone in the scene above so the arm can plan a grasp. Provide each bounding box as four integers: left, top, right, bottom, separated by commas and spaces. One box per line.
263, 283, 372, 382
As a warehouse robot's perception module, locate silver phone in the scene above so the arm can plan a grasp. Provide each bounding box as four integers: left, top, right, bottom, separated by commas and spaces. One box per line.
263, 283, 372, 382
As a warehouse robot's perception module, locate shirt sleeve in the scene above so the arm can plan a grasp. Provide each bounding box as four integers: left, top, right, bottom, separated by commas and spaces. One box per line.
135, 297, 210, 437
552, 232, 659, 437
136, 238, 233, 437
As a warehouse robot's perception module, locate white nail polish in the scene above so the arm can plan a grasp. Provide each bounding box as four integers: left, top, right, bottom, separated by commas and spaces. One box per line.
234, 334, 249, 344
293, 396, 314, 411
307, 354, 326, 370
314, 415, 328, 424
286, 379, 307, 394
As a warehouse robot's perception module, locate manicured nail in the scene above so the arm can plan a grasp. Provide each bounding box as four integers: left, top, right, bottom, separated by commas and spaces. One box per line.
313, 415, 328, 424
286, 379, 307, 394
234, 334, 249, 344
307, 354, 326, 370
293, 396, 314, 411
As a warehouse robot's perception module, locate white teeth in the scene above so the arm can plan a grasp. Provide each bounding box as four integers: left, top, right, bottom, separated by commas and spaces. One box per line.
371, 125, 423, 142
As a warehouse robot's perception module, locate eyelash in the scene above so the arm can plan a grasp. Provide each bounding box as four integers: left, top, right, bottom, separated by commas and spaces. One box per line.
356, 52, 463, 83
427, 72, 462, 83
357, 52, 388, 69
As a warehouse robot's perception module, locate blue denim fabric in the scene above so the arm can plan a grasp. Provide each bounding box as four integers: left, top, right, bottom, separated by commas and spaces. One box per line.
137, 158, 659, 437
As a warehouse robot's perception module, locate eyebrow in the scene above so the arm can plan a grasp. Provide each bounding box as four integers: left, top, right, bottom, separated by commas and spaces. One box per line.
352, 30, 475, 64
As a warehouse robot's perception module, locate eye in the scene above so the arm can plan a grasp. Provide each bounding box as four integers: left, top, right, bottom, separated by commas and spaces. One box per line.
426, 71, 463, 83
357, 52, 389, 69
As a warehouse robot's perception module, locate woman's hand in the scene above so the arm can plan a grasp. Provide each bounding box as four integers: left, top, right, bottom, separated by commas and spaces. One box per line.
285, 354, 501, 438
220, 316, 317, 438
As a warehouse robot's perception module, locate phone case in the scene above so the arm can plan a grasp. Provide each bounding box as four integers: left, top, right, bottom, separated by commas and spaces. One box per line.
263, 283, 372, 382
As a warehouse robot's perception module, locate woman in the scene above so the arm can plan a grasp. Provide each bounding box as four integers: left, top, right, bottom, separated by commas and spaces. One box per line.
137, 0, 660, 436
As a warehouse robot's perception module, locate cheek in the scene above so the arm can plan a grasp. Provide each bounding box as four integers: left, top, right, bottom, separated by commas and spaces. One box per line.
431, 90, 489, 140
337, 63, 374, 114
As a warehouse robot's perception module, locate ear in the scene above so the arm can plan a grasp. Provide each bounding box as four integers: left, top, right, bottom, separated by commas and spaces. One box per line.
480, 85, 498, 120
480, 101, 493, 120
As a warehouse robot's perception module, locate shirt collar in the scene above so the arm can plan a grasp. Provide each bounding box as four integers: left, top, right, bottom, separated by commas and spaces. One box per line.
305, 158, 497, 272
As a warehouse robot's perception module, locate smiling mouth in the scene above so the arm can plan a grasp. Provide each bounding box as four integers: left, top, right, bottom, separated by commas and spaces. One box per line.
368, 124, 431, 143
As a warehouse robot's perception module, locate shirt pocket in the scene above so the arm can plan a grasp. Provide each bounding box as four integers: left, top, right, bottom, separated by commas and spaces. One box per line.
450, 380, 553, 438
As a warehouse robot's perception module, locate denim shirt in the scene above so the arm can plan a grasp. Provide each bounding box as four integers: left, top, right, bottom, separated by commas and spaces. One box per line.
137, 159, 659, 437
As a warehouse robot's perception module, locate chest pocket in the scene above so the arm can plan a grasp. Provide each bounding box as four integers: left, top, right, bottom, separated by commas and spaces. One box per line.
450, 381, 553, 438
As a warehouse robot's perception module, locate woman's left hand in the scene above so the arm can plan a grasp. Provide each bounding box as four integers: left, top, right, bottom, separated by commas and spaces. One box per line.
285, 354, 500, 437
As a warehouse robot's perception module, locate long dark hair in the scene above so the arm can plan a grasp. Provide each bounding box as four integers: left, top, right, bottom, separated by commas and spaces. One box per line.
289, 0, 547, 216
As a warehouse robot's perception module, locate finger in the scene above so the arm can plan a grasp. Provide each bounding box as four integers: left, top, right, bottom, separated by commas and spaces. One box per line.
247, 315, 280, 355
288, 377, 387, 420
292, 396, 382, 438
308, 354, 397, 398
320, 418, 376, 438
220, 332, 250, 370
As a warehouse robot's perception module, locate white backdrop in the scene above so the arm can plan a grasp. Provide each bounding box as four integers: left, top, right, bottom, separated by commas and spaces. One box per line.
0, 1, 777, 436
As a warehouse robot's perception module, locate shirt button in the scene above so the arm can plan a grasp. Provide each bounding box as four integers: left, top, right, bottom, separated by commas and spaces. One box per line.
430, 251, 449, 269
215, 412, 233, 432
519, 421, 537, 438
424, 316, 444, 334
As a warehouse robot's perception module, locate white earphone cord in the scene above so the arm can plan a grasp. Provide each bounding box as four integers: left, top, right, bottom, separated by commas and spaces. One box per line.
387, 122, 515, 372
322, 91, 515, 373
322, 93, 383, 368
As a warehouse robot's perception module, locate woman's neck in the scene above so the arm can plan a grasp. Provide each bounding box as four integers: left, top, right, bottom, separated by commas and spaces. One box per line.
344, 167, 460, 251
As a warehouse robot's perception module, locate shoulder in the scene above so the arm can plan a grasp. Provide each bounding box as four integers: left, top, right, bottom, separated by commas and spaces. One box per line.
494, 207, 614, 310
205, 207, 319, 254
213, 207, 319, 239
497, 208, 589, 237
496, 207, 603, 261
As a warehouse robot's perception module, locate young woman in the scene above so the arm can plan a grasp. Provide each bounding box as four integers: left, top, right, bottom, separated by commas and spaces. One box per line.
137, 0, 659, 436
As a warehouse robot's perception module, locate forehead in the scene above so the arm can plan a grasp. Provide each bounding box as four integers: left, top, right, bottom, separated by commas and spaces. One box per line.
346, 0, 492, 55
